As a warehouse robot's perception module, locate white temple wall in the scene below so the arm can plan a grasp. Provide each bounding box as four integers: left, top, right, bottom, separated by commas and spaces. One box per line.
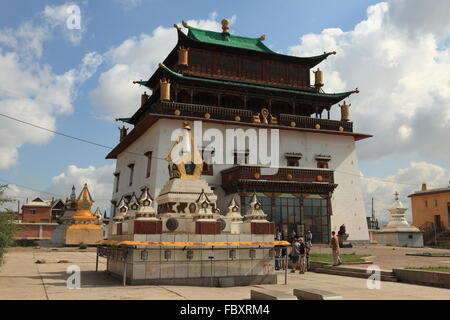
112, 118, 369, 242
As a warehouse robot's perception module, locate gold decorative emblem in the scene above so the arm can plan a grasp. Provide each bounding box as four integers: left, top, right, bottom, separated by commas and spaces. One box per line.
290, 121, 296, 127
254, 172, 261, 179
339, 126, 344, 132
165, 121, 203, 180
204, 112, 211, 119
234, 115, 241, 122
174, 109, 181, 116
261, 108, 270, 124
286, 174, 293, 180
316, 175, 323, 182
315, 124, 321, 130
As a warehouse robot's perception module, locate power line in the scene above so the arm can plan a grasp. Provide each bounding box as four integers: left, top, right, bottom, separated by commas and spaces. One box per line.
0, 112, 444, 189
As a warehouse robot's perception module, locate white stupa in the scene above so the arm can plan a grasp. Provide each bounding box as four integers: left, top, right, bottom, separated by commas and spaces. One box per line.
376, 192, 423, 247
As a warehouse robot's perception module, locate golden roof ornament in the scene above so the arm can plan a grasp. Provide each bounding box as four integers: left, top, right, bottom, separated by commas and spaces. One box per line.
259, 34, 266, 41
221, 18, 230, 33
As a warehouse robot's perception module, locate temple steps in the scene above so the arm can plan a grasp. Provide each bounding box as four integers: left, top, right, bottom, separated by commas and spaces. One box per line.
313, 265, 398, 282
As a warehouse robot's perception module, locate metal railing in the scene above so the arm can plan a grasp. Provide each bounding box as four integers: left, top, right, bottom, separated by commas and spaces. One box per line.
419, 221, 446, 245
149, 101, 353, 132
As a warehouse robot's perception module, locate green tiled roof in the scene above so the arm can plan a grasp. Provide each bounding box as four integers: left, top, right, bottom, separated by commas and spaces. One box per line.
187, 26, 274, 54
158, 64, 356, 101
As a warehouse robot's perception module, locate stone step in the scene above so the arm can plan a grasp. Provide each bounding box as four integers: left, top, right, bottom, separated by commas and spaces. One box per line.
315, 267, 398, 282
321, 265, 395, 277
293, 288, 342, 300
250, 289, 298, 300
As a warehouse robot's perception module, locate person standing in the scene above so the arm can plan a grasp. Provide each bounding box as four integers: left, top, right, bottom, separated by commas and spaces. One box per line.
305, 230, 313, 248
330, 231, 342, 266
289, 237, 301, 273
298, 237, 307, 274
274, 229, 283, 270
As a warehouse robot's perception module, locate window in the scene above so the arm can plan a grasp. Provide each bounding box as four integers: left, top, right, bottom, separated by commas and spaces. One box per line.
287, 158, 299, 167
114, 173, 120, 193
145, 151, 152, 178
201, 149, 214, 176
317, 161, 329, 169
30, 209, 36, 215
233, 151, 249, 165
315, 156, 331, 169
285, 153, 302, 167
435, 200, 438, 207
128, 164, 135, 186
425, 200, 428, 208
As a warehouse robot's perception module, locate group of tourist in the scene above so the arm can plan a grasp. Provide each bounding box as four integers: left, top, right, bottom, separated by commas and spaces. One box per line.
274, 229, 342, 274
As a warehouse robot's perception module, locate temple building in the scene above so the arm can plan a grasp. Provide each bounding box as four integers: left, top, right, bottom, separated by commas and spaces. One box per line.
107, 19, 372, 243
52, 184, 103, 246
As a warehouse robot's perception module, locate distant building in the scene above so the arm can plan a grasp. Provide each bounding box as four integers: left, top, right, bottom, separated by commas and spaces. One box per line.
21, 197, 65, 223
14, 197, 64, 240
408, 182, 450, 246
408, 183, 450, 231
52, 184, 103, 246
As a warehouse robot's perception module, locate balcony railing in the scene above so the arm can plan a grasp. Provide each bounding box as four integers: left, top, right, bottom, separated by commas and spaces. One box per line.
221, 165, 334, 184
150, 101, 353, 133
221, 165, 336, 194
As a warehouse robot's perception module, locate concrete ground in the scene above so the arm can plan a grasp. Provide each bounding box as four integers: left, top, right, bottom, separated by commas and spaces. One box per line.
311, 244, 450, 269
0, 245, 449, 300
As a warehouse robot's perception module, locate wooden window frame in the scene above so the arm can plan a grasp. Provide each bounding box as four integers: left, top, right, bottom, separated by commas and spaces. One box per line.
145, 151, 152, 178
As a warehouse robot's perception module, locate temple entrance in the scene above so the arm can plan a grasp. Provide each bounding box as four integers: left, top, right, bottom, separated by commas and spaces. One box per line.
241, 193, 330, 243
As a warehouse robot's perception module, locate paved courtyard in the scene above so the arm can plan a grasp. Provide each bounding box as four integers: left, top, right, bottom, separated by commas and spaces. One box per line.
0, 245, 449, 300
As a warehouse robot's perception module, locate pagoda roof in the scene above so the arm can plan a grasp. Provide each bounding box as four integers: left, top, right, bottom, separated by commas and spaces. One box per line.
187, 26, 275, 54
179, 26, 336, 66
144, 64, 357, 102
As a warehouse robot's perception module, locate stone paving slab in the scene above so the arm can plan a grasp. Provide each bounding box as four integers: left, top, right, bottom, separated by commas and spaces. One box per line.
0, 248, 449, 300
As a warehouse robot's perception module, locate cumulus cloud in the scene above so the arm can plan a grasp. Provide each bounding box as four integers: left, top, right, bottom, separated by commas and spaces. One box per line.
361, 161, 450, 225
288, 0, 450, 163
42, 2, 86, 45
0, 8, 102, 169
90, 12, 233, 119
4, 164, 115, 215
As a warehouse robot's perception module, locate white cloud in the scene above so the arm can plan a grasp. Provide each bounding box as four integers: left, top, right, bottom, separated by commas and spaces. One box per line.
4, 164, 115, 215
288, 0, 450, 163
361, 161, 450, 225
42, 2, 86, 45
0, 9, 102, 169
90, 13, 230, 119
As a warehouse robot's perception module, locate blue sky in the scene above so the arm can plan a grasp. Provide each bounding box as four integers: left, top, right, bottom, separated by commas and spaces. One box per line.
1, 0, 450, 220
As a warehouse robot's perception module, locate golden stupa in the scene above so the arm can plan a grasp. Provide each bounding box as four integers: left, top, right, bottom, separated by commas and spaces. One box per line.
63, 183, 103, 244
71, 183, 99, 223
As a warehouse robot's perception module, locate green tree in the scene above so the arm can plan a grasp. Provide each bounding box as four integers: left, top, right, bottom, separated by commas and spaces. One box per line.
0, 184, 16, 264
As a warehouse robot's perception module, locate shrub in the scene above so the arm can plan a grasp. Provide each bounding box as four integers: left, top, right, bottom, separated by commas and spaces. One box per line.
14, 239, 39, 247
79, 243, 88, 249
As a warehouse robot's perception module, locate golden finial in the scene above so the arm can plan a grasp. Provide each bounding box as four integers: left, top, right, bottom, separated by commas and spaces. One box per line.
259, 34, 266, 41
182, 121, 191, 130
158, 62, 165, 68
182, 20, 189, 28
173, 24, 180, 30
352, 88, 360, 94
221, 18, 230, 33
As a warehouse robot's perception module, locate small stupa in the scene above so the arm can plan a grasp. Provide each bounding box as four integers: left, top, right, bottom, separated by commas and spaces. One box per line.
375, 192, 423, 247
52, 184, 103, 246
